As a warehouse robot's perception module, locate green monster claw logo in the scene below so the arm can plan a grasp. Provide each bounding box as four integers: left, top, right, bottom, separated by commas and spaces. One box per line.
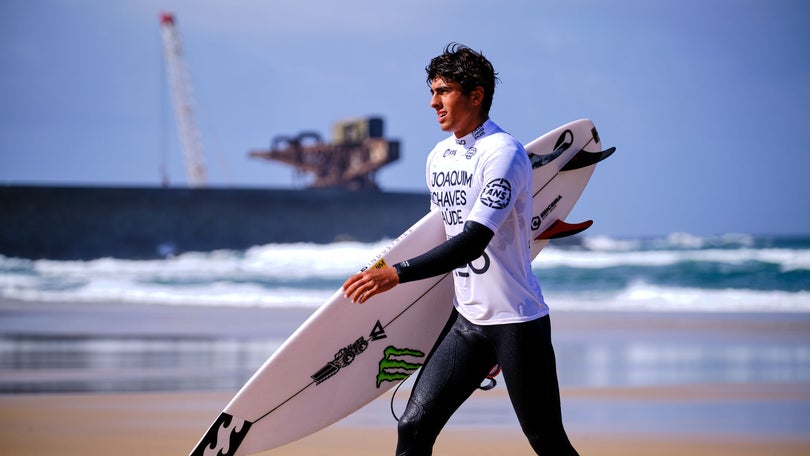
376, 346, 425, 388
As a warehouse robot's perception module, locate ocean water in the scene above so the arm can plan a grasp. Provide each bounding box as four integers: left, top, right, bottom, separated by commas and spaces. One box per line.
1, 231, 810, 416
3, 233, 809, 440
1, 232, 808, 313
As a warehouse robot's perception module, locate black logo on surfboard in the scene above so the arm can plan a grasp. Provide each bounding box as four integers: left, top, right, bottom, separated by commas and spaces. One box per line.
311, 321, 388, 385
311, 337, 369, 384
529, 129, 573, 169
189, 412, 252, 456
370, 320, 387, 341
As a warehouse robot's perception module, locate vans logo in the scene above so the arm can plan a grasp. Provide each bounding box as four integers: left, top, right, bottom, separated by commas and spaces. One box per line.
480, 178, 512, 209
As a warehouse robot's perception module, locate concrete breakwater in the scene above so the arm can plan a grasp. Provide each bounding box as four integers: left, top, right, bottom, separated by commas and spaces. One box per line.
0, 186, 428, 260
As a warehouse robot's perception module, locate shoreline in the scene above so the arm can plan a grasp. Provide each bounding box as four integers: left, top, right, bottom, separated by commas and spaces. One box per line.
2, 299, 809, 393
4, 297, 810, 337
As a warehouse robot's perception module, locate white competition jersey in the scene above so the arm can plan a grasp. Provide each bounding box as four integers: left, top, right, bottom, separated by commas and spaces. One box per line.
426, 119, 548, 325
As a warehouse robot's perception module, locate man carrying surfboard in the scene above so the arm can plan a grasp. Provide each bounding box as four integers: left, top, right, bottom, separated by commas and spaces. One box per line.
343, 43, 579, 455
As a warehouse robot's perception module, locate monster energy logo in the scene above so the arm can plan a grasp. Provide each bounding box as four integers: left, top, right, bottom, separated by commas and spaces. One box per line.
376, 346, 425, 388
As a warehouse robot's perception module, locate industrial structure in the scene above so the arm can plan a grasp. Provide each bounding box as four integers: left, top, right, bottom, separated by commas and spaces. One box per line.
249, 117, 400, 191
159, 13, 399, 191
159, 12, 208, 187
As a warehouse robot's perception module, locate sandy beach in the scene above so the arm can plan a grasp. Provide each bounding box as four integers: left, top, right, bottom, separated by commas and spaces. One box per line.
1, 385, 809, 455
1, 300, 809, 454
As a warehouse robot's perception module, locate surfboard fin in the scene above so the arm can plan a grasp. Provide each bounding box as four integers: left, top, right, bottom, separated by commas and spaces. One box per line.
561, 146, 616, 171
535, 219, 593, 240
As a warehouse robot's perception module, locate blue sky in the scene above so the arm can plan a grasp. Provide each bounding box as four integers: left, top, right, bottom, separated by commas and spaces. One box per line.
1, 0, 808, 237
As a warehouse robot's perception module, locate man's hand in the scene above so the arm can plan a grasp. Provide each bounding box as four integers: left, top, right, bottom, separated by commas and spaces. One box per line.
342, 266, 399, 304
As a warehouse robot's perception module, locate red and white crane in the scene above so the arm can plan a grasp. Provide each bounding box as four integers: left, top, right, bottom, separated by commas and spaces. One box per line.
159, 12, 207, 187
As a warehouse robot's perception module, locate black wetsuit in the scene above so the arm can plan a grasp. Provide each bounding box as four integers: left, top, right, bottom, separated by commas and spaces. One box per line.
393, 221, 578, 455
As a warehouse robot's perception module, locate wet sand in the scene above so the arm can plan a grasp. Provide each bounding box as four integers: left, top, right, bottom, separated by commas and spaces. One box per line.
1, 386, 808, 455
1, 300, 809, 454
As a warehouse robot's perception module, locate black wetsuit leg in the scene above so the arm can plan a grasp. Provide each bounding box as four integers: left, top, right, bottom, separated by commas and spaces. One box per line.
395, 311, 578, 456
491, 315, 579, 455
395, 310, 496, 456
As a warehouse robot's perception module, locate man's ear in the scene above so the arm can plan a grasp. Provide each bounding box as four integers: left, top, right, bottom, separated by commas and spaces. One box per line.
470, 86, 485, 106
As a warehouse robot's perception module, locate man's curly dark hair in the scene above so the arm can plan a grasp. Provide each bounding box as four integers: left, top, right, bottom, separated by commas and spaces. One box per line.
425, 43, 499, 116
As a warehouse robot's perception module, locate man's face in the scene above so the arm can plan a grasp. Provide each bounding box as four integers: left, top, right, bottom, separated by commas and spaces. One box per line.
429, 78, 484, 138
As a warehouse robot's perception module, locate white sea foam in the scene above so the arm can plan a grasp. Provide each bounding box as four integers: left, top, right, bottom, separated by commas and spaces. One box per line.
2, 275, 333, 308
28, 240, 391, 281
537, 244, 810, 271
547, 282, 810, 313
1, 235, 808, 312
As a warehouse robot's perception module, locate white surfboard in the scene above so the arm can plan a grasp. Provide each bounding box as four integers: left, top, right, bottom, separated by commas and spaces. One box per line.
189, 119, 615, 456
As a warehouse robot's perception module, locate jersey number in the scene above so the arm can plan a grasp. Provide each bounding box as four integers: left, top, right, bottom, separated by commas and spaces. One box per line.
455, 251, 490, 277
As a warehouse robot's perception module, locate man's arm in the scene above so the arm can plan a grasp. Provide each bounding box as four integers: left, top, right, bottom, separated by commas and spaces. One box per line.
394, 220, 493, 283
343, 221, 493, 303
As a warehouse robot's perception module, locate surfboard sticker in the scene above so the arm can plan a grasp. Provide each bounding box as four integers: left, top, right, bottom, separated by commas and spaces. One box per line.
189, 413, 252, 456
528, 128, 574, 169
369, 320, 387, 341
376, 345, 425, 388
311, 336, 369, 385
310, 317, 394, 386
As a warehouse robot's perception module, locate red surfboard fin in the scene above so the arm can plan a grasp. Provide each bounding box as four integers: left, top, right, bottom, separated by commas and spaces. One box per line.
535, 219, 593, 240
